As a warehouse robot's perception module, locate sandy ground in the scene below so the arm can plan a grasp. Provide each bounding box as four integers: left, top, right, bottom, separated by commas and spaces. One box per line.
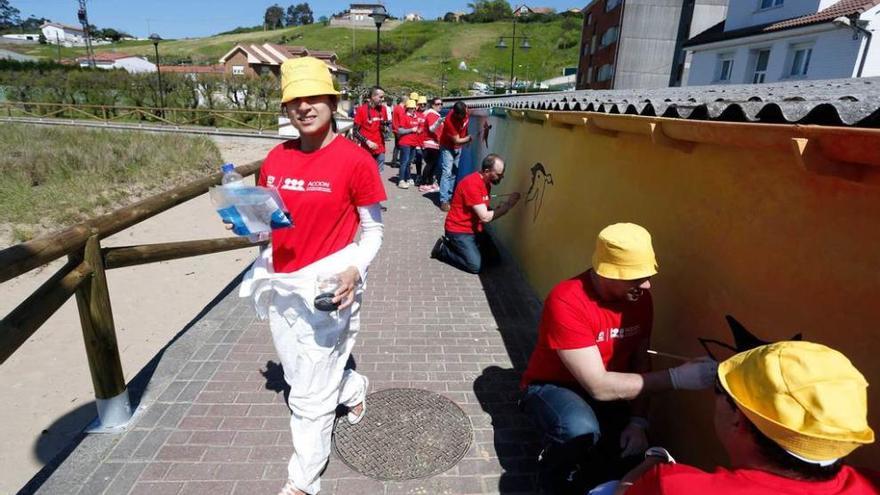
0, 136, 279, 494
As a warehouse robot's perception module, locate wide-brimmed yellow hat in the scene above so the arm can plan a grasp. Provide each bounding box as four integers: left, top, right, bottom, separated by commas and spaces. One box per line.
409, 91, 419, 101
281, 57, 339, 103
417, 95, 428, 105
718, 341, 874, 462
405, 99, 417, 109
591, 223, 658, 280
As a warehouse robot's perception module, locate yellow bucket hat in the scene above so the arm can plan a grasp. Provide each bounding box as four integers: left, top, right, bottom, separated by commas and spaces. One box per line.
417, 95, 428, 105
718, 341, 875, 462
405, 99, 417, 109
409, 91, 419, 101
591, 223, 658, 280
281, 57, 339, 103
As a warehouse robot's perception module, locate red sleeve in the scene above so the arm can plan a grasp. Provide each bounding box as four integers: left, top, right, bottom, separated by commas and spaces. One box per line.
542, 285, 597, 350
258, 144, 284, 187
350, 153, 387, 206
458, 116, 470, 138
392, 106, 401, 132
461, 178, 485, 208
353, 105, 366, 127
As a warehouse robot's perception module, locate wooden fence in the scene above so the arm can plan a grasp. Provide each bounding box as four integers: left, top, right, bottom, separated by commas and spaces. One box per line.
0, 161, 266, 428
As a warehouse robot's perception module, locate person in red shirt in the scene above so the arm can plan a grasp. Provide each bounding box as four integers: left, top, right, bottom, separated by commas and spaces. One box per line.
606, 341, 879, 495
438, 101, 472, 211
411, 95, 428, 185
352, 86, 388, 172
418, 96, 443, 192
395, 99, 422, 189
430, 154, 521, 273
519, 223, 718, 493
239, 57, 387, 495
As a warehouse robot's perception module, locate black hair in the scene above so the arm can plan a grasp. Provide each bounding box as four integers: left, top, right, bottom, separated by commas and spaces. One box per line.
716, 385, 843, 481
481, 153, 502, 172
369, 86, 384, 97
452, 100, 467, 116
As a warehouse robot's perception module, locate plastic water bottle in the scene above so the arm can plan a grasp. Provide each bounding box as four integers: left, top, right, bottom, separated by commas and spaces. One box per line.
221, 163, 244, 187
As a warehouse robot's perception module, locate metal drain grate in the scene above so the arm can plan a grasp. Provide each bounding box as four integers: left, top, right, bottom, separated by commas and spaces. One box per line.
333, 388, 473, 481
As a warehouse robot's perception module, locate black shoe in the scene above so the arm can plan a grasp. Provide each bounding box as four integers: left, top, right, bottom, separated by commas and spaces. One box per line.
430, 236, 445, 259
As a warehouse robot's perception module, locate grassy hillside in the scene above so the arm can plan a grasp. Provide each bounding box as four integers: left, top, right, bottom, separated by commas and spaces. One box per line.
3, 20, 580, 94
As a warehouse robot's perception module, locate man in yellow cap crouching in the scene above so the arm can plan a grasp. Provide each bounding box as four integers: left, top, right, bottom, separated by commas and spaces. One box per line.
612, 341, 879, 494
520, 223, 719, 493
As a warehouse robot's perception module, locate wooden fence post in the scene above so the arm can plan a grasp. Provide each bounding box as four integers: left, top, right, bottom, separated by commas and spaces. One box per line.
72, 234, 132, 430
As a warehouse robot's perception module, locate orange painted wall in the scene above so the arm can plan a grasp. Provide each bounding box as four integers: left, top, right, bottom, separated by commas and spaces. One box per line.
470, 110, 880, 468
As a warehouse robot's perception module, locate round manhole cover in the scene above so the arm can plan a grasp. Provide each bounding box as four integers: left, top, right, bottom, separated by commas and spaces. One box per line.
333, 388, 473, 480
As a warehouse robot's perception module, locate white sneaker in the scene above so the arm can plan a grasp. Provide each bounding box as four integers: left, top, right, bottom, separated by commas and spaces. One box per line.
398, 180, 410, 189
408, 179, 416, 186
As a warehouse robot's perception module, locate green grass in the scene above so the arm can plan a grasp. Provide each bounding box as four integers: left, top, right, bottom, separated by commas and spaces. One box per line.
0, 124, 222, 242
0, 19, 579, 93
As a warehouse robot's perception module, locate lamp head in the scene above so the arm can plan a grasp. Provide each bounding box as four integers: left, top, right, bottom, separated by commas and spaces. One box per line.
149, 33, 162, 45
520, 38, 531, 50
370, 6, 388, 27
832, 16, 852, 28
495, 38, 508, 49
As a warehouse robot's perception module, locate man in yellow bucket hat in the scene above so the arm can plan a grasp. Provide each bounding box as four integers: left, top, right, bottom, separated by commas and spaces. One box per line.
613, 340, 879, 494
237, 56, 386, 495
520, 223, 719, 493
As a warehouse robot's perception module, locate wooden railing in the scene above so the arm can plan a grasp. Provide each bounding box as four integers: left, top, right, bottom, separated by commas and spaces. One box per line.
0, 101, 282, 132
0, 161, 266, 429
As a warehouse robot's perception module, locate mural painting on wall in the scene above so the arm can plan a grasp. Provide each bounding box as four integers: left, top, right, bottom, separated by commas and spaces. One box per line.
525, 162, 554, 223
698, 315, 803, 362
482, 121, 492, 147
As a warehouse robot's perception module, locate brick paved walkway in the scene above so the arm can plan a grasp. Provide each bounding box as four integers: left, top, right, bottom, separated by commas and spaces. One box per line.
31, 164, 544, 495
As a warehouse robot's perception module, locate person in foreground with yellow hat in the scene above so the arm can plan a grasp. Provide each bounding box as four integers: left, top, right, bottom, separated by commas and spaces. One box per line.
519, 223, 719, 493
237, 57, 387, 495
610, 340, 879, 494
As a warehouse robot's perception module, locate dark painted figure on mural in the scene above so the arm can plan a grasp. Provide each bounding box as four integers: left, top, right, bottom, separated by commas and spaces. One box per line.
526, 162, 554, 222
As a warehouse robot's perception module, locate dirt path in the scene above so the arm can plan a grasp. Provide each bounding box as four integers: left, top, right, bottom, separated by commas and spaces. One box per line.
0, 136, 278, 494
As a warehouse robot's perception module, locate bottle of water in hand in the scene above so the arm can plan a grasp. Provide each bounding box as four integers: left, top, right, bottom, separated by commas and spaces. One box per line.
221, 163, 244, 187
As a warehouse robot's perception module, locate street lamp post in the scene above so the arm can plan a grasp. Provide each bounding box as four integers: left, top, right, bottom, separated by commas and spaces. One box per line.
495, 14, 531, 93
149, 33, 166, 115
370, 6, 388, 86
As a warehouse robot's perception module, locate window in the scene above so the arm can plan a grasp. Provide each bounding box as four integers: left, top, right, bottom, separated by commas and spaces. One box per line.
585, 13, 592, 26
587, 66, 593, 83
591, 34, 598, 54
759, 0, 783, 9
597, 64, 614, 82
581, 41, 589, 59
789, 44, 812, 77
232, 65, 245, 75
716, 53, 734, 82
600, 27, 618, 48
751, 49, 770, 83
606, 0, 621, 12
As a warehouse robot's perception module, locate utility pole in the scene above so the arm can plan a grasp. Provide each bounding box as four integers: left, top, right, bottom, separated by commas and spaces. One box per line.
77, 0, 96, 68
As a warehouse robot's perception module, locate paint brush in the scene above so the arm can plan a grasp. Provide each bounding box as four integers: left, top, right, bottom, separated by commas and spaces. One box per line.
490, 192, 522, 198
647, 349, 692, 362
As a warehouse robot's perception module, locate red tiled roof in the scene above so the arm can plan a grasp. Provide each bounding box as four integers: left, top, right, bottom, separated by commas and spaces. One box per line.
686, 0, 880, 47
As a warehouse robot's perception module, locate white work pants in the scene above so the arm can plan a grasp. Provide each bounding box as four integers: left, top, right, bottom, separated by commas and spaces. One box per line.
267, 290, 367, 495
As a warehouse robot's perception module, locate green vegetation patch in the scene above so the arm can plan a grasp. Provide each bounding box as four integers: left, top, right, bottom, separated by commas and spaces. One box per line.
0, 124, 222, 242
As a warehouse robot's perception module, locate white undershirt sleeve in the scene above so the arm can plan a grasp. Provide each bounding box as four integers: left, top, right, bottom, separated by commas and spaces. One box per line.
352, 203, 384, 283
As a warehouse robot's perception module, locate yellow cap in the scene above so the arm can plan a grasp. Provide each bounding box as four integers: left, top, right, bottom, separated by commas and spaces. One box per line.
718, 341, 875, 462
405, 99, 417, 109
281, 57, 339, 103
591, 223, 658, 280
417, 95, 428, 105
409, 92, 419, 101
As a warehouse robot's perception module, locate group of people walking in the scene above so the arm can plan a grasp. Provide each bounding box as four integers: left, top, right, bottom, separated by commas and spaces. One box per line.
230, 57, 878, 495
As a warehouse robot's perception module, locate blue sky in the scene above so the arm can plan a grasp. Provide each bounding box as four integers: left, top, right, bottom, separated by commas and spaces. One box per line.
12, 1, 584, 39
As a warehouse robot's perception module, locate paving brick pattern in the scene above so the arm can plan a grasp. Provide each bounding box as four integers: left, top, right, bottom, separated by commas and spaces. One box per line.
35, 163, 545, 495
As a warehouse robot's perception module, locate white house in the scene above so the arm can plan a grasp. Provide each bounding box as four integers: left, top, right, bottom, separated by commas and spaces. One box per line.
683, 0, 880, 86
77, 53, 157, 73
1, 33, 40, 44
41, 22, 88, 47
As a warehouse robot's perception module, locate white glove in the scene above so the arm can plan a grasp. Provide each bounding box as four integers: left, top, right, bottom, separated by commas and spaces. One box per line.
668, 357, 718, 390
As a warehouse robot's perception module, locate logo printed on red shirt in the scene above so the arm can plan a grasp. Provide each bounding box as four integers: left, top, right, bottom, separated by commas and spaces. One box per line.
306, 180, 332, 193
597, 325, 642, 343
280, 178, 305, 191
266, 175, 276, 187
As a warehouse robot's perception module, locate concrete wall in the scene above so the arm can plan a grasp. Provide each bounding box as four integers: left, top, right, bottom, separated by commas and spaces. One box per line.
725, 0, 822, 31
460, 107, 880, 468
615, 0, 684, 89
690, 0, 728, 37
686, 24, 864, 85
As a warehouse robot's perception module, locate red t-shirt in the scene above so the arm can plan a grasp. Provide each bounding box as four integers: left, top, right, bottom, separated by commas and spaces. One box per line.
398, 111, 423, 147
392, 104, 406, 133
258, 136, 387, 273
520, 270, 653, 388
353, 104, 385, 155
444, 172, 490, 234
627, 463, 880, 495
423, 110, 441, 149
439, 112, 469, 149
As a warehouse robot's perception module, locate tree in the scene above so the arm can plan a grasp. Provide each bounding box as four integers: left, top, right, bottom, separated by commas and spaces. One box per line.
442, 12, 458, 22
0, 0, 21, 28
285, 3, 314, 27
264, 4, 285, 30
465, 0, 512, 22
